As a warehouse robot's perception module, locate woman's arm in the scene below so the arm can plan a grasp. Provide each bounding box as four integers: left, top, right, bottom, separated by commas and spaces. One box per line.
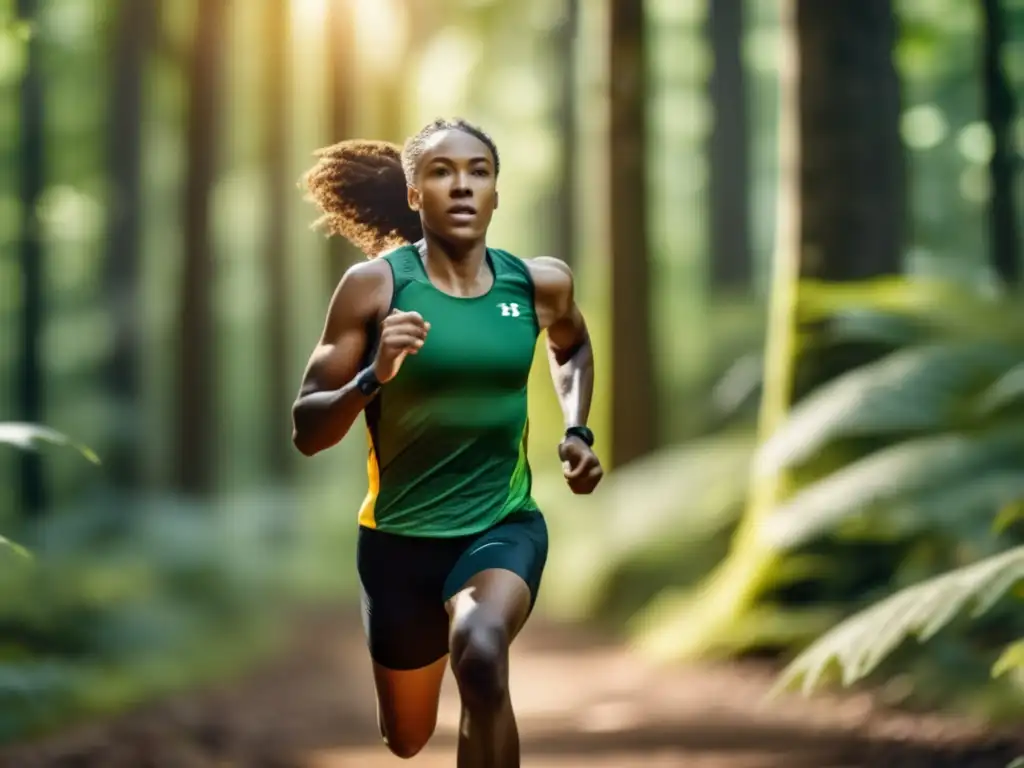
291, 260, 390, 456
528, 257, 603, 494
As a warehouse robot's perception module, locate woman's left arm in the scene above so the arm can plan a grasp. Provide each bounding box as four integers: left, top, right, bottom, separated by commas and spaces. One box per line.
528, 257, 603, 495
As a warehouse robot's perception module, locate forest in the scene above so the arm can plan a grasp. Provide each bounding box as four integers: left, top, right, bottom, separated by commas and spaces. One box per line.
1, 0, 1024, 765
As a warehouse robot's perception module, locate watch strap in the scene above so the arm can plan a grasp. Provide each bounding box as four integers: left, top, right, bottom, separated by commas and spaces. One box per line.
564, 425, 594, 447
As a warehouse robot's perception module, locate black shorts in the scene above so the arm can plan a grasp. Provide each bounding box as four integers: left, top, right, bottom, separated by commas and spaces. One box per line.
357, 509, 548, 671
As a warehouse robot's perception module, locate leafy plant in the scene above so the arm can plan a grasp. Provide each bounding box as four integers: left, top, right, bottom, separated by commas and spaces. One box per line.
753, 287, 1024, 697
775, 546, 1024, 694
0, 423, 100, 556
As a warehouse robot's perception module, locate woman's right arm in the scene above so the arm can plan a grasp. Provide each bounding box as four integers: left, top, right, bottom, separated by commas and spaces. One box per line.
291, 261, 390, 457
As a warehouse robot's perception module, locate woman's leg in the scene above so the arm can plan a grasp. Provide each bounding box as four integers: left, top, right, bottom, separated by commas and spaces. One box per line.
358, 526, 455, 758
371, 657, 448, 758
443, 510, 549, 768
447, 568, 532, 768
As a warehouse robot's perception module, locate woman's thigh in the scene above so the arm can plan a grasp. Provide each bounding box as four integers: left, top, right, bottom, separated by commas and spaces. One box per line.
357, 526, 459, 752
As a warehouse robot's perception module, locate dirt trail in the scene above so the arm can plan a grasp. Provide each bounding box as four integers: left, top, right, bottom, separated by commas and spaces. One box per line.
4, 612, 1023, 768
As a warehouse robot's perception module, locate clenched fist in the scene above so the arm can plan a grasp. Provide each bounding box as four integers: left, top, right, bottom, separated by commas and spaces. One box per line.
558, 437, 603, 495
373, 310, 430, 383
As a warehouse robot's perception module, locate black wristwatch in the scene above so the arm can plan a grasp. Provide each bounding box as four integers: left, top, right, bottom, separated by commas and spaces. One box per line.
564, 425, 595, 447
356, 367, 382, 397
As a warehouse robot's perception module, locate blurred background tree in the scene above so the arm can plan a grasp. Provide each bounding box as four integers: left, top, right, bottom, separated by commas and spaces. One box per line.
0, 0, 1021, 746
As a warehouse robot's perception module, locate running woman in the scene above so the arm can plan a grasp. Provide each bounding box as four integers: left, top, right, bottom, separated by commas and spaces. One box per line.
292, 118, 602, 767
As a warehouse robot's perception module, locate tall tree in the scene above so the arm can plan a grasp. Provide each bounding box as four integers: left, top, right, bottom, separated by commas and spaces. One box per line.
175, 0, 228, 496
792, 0, 905, 282
609, 0, 656, 468
706, 0, 752, 291
555, 0, 579, 269
324, 0, 358, 288
642, 0, 907, 661
981, 0, 1020, 286
104, 0, 158, 490
264, 0, 292, 476
17, 0, 45, 515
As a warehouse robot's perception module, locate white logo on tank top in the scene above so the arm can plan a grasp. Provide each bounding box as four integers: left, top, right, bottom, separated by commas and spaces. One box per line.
498, 302, 521, 317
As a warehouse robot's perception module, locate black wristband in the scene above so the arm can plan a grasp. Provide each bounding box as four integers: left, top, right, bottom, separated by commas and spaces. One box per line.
356, 367, 381, 397
564, 425, 594, 447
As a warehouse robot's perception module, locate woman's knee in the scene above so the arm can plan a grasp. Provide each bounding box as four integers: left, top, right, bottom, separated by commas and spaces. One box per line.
382, 728, 433, 759
450, 613, 510, 709
379, 708, 436, 759
372, 659, 446, 759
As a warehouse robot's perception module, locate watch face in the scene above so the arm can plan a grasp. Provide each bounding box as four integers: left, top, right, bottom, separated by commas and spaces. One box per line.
358, 373, 379, 396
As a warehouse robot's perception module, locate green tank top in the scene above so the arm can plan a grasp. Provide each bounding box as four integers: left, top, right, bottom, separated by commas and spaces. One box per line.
358, 244, 540, 537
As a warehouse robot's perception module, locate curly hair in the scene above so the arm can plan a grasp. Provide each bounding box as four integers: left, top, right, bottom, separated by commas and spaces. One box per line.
301, 119, 499, 258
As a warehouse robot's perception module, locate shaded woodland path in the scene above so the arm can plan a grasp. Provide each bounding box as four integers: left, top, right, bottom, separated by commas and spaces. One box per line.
3, 611, 1023, 767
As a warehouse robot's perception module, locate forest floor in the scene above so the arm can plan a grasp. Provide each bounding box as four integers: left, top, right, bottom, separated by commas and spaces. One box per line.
3, 610, 1024, 768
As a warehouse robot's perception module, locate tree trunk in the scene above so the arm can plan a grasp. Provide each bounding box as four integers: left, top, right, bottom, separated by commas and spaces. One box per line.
795, 0, 905, 281
264, 0, 292, 477
104, 0, 158, 490
707, 0, 752, 291
555, 0, 579, 268
636, 0, 907, 662
175, 0, 227, 496
17, 0, 46, 515
325, 0, 359, 284
608, 0, 656, 468
981, 0, 1020, 286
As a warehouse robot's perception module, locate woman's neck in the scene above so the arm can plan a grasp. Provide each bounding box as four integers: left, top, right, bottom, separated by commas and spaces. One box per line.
417, 237, 492, 297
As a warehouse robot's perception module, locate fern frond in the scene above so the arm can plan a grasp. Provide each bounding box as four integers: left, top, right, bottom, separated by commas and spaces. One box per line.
774, 546, 1024, 696
798, 279, 1024, 340
993, 639, 1024, 678
817, 309, 933, 348
760, 428, 1024, 550
797, 278, 978, 322
756, 344, 1018, 476
884, 472, 1024, 538
975, 363, 1024, 417
0, 423, 100, 465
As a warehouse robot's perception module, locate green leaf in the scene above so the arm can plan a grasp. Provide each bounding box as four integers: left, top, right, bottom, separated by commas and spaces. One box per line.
760, 428, 1024, 550
0, 423, 100, 465
975, 363, 1024, 417
756, 344, 1018, 477
774, 546, 1024, 696
885, 472, 1024, 538
797, 279, 1024, 340
797, 278, 974, 322
0, 536, 31, 560
818, 309, 934, 348
1, 20, 33, 43
992, 639, 1024, 678
994, 500, 1024, 534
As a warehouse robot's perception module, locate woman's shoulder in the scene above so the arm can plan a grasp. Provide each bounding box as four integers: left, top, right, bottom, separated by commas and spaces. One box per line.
491, 249, 570, 281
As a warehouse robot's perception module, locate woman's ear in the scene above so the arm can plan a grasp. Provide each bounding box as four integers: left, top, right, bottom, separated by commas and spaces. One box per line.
407, 185, 421, 212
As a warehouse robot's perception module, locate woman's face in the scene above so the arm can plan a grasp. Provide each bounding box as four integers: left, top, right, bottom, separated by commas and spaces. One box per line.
408, 129, 498, 245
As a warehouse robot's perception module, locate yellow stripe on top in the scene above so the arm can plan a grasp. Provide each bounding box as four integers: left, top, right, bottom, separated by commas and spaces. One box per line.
358, 427, 379, 529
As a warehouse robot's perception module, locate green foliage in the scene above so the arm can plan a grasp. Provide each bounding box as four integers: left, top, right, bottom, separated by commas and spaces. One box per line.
775, 546, 1024, 695
0, 481, 359, 741
748, 284, 1024, 703
762, 428, 1024, 550
993, 639, 1024, 679
0, 423, 100, 558
0, 423, 100, 466
538, 430, 754, 624
756, 343, 1021, 477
